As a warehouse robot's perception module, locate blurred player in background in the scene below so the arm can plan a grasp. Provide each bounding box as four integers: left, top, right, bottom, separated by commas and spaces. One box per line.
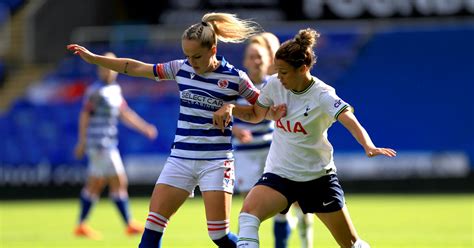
68, 12, 261, 248
73, 52, 158, 239
213, 28, 397, 248
233, 32, 314, 248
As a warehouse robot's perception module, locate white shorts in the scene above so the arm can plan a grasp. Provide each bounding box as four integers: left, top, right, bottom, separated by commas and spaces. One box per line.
86, 147, 125, 177
157, 157, 235, 194
234, 148, 269, 193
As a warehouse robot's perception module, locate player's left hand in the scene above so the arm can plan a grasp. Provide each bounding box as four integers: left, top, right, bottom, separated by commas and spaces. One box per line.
366, 147, 397, 158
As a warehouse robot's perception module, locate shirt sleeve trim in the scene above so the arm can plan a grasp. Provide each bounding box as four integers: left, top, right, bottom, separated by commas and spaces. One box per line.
335, 104, 349, 119
256, 100, 270, 109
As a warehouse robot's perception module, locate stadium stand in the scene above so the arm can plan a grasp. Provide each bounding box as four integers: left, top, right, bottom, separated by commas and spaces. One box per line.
1, 21, 473, 188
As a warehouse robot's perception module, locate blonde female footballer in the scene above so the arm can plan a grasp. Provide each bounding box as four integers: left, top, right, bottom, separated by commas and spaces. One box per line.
69, 12, 262, 248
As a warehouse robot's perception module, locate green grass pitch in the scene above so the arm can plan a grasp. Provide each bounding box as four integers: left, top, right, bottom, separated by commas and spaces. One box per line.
1, 194, 472, 247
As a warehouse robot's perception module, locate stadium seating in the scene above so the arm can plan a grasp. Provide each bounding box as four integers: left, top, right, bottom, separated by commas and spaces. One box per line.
1, 23, 472, 169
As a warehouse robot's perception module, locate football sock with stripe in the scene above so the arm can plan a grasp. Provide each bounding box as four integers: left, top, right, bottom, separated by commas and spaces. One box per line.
208, 220, 237, 247
139, 212, 168, 248
237, 213, 260, 248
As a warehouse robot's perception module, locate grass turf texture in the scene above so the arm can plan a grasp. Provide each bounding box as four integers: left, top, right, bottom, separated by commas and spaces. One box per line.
0, 194, 472, 247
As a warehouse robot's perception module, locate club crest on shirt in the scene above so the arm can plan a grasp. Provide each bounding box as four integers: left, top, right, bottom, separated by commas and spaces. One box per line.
217, 79, 229, 89
304, 105, 311, 116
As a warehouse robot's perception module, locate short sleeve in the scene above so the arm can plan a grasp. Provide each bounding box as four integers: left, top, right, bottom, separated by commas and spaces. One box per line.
153, 60, 185, 81
256, 78, 275, 108
319, 89, 350, 119
82, 86, 97, 112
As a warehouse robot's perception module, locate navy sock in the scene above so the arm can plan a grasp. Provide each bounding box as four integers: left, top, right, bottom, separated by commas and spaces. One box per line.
139, 228, 163, 248
112, 196, 131, 224
212, 232, 238, 248
79, 192, 95, 223
273, 220, 291, 248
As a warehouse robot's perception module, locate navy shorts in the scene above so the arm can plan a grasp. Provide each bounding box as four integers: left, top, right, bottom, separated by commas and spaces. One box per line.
255, 173, 345, 214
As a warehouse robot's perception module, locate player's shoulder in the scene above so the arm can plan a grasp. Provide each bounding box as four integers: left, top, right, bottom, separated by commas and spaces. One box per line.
262, 74, 282, 91
312, 76, 336, 96
171, 59, 186, 66
85, 81, 102, 94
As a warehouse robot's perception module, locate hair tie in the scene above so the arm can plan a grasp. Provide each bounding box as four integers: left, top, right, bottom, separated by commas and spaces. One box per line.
201, 21, 208, 26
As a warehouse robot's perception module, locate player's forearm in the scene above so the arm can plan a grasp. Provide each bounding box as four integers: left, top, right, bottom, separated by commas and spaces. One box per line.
350, 125, 376, 152
339, 112, 376, 152
92, 55, 151, 78
77, 111, 89, 144
233, 104, 264, 124
120, 109, 150, 135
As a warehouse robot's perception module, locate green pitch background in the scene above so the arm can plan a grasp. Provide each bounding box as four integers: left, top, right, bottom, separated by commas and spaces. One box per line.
1, 194, 472, 247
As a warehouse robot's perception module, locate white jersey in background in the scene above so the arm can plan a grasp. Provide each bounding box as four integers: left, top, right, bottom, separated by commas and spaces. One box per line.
83, 81, 125, 149
257, 75, 350, 181
153, 56, 259, 160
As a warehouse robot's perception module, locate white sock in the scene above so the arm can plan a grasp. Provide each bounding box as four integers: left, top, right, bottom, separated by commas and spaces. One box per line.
352, 239, 370, 248
295, 207, 314, 248
237, 213, 260, 248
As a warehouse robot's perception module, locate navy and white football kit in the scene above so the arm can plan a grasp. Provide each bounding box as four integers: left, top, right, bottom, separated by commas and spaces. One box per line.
83, 81, 126, 177
153, 57, 259, 193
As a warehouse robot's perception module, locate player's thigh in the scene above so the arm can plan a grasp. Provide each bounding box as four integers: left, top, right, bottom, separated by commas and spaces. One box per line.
87, 148, 125, 180
202, 191, 233, 220
315, 206, 358, 248
242, 185, 288, 222
148, 183, 190, 219
198, 159, 235, 194
85, 175, 106, 194
156, 157, 198, 193
108, 173, 128, 193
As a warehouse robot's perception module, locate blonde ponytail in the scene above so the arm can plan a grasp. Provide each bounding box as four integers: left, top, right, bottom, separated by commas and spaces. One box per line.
182, 12, 261, 49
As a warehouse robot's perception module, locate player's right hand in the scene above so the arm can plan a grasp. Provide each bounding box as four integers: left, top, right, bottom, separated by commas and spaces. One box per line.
235, 128, 253, 143
145, 124, 158, 140
213, 103, 234, 133
269, 104, 287, 120
67, 44, 97, 64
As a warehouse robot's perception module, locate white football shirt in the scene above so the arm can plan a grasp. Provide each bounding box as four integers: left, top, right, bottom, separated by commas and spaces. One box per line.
257, 75, 350, 181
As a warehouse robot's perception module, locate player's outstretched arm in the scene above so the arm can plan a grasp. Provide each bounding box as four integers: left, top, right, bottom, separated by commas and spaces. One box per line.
337, 109, 397, 158
120, 107, 158, 140
66, 44, 155, 80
